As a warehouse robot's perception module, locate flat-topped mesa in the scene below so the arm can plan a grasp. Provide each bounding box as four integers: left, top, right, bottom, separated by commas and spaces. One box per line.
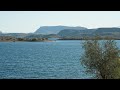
34, 26, 87, 34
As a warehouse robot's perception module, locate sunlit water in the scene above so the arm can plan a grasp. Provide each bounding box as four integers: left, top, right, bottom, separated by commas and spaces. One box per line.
1, 40, 118, 79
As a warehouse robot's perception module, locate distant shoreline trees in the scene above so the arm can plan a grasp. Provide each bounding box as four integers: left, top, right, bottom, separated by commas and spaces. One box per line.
0, 36, 49, 42
58, 36, 120, 40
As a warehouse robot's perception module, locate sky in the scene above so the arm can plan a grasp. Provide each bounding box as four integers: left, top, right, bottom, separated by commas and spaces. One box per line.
0, 11, 120, 33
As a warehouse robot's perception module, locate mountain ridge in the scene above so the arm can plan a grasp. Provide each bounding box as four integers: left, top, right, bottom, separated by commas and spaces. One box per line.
1, 26, 120, 40
57, 27, 120, 39
34, 26, 87, 34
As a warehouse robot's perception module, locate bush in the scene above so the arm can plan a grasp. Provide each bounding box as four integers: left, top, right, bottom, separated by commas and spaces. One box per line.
81, 37, 120, 79
31, 38, 37, 41
17, 38, 24, 41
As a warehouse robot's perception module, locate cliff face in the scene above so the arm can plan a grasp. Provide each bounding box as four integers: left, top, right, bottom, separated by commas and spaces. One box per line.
34, 26, 87, 34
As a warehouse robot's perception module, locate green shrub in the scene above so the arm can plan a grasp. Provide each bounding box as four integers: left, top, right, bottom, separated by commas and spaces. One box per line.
81, 37, 120, 79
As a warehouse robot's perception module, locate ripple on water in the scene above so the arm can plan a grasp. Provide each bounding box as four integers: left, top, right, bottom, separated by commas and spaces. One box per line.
0, 40, 94, 79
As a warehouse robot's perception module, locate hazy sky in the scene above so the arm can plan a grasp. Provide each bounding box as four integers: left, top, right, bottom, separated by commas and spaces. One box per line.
0, 11, 120, 33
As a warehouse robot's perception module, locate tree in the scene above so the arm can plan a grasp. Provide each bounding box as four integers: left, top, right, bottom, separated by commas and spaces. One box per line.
31, 38, 37, 41
80, 37, 120, 79
17, 38, 24, 41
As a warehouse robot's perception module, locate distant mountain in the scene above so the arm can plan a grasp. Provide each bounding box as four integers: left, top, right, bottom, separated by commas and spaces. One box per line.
0, 33, 28, 38
24, 33, 44, 39
34, 26, 87, 34
93, 28, 120, 38
1, 27, 120, 40
93, 28, 120, 34
43, 34, 60, 38
58, 27, 120, 39
58, 29, 96, 38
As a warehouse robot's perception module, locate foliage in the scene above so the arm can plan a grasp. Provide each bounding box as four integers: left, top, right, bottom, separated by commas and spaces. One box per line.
81, 36, 120, 79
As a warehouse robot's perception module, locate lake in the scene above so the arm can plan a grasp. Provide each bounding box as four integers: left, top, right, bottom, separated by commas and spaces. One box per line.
1, 40, 119, 79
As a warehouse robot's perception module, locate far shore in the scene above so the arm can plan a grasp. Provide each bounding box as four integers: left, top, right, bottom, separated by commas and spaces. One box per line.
58, 38, 120, 40
0, 40, 54, 42
1, 38, 120, 42
1, 39, 120, 42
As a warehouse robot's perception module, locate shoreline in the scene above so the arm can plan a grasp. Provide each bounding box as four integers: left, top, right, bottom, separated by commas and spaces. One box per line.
0, 40, 54, 42
1, 39, 120, 42
58, 39, 120, 40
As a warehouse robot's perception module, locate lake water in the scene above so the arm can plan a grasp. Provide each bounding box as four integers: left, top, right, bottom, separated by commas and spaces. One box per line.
1, 40, 119, 79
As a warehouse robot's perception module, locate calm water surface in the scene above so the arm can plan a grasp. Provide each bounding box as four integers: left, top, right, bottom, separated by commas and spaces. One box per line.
1, 40, 117, 79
